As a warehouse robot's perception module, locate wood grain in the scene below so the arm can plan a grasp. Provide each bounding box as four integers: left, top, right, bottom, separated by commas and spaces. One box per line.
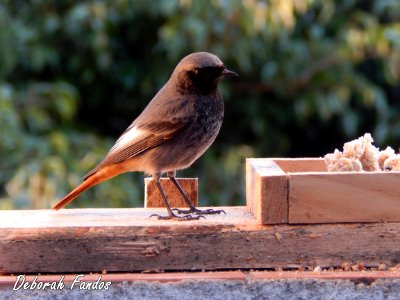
1, 207, 400, 274
246, 159, 288, 224
273, 158, 327, 173
144, 178, 198, 208
289, 172, 400, 223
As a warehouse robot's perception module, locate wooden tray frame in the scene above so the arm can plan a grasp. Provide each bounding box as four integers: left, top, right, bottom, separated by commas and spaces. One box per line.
246, 158, 400, 224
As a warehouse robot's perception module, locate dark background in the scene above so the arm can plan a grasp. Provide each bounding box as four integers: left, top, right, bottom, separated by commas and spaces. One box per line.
1, 0, 400, 209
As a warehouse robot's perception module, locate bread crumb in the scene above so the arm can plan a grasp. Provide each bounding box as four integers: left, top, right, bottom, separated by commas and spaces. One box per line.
325, 150, 362, 172
313, 266, 322, 272
378, 263, 387, 271
341, 261, 351, 271
378, 147, 395, 170
384, 154, 400, 171
325, 133, 399, 172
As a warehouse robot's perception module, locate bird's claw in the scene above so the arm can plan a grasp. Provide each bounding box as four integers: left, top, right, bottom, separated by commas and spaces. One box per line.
171, 208, 191, 214
202, 208, 226, 215
172, 208, 226, 215
149, 213, 205, 221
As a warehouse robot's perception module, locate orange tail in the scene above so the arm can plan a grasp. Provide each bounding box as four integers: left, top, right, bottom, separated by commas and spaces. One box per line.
52, 164, 125, 210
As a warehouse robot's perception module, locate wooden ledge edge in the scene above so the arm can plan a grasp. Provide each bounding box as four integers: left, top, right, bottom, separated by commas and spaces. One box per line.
2, 271, 400, 288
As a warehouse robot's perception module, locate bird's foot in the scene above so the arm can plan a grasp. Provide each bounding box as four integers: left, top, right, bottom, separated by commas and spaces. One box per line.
149, 212, 205, 221
172, 207, 226, 215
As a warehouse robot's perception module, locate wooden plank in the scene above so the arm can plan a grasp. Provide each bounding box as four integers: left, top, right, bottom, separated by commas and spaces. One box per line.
0, 272, 247, 288
1, 207, 400, 273
2, 271, 400, 289
249, 271, 400, 280
273, 158, 327, 173
289, 172, 400, 223
246, 159, 288, 224
144, 178, 198, 208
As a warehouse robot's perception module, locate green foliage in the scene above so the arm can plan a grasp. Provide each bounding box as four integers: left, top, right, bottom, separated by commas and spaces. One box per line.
1, 0, 400, 209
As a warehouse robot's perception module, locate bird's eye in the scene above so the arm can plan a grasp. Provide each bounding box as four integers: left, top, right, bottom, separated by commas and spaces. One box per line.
187, 68, 199, 76
200, 66, 224, 77
187, 66, 223, 81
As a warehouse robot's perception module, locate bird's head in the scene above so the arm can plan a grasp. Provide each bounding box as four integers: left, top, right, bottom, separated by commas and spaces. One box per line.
172, 52, 237, 95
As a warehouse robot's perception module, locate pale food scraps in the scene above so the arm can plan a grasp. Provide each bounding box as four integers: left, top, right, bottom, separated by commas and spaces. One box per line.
325, 133, 400, 171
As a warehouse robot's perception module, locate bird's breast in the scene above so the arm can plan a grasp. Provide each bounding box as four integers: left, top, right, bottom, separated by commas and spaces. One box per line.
147, 93, 225, 173
194, 93, 224, 136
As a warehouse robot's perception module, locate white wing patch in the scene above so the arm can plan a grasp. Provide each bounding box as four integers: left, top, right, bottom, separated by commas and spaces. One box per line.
109, 125, 146, 153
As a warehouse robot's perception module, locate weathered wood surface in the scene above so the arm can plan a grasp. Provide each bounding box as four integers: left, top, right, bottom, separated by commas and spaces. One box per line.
1, 207, 400, 274
144, 178, 198, 208
246, 159, 288, 224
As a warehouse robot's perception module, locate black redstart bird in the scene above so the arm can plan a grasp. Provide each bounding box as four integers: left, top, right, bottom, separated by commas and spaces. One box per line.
52, 52, 237, 220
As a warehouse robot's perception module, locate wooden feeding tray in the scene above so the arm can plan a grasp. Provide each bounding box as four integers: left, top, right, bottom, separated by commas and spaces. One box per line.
246, 158, 400, 225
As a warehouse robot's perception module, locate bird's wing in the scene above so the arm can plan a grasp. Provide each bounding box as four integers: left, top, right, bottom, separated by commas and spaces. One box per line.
83, 97, 195, 179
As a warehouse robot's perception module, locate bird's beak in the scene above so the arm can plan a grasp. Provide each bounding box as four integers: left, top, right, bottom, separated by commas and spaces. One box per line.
221, 68, 238, 78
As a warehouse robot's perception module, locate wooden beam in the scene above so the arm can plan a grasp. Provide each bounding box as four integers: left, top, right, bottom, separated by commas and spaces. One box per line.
1, 207, 400, 274
144, 178, 198, 208
246, 159, 288, 224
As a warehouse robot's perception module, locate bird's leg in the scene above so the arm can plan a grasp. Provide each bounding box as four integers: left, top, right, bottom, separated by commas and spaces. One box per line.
168, 172, 225, 215
149, 174, 204, 221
